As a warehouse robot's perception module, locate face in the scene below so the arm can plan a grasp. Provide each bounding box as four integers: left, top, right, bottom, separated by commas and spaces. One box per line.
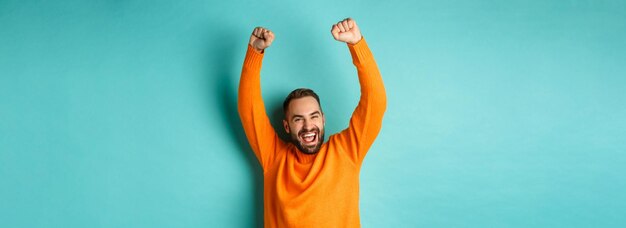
283, 96, 326, 154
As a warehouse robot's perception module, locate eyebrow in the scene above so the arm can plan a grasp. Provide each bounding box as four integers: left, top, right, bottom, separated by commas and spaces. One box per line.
291, 111, 321, 120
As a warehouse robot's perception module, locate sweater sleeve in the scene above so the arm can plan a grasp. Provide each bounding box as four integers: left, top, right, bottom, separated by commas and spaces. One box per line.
335, 38, 387, 164
238, 45, 282, 171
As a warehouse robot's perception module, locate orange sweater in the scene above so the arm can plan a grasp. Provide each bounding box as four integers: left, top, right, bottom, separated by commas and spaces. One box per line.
238, 38, 386, 227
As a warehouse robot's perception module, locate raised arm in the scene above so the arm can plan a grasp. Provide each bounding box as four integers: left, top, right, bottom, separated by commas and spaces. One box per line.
332, 18, 387, 164
238, 27, 281, 171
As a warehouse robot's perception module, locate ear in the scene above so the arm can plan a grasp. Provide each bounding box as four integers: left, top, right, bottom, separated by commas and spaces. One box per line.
283, 119, 290, 134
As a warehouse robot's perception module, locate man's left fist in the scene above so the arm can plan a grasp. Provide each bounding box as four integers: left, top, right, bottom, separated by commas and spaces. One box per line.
331, 18, 362, 44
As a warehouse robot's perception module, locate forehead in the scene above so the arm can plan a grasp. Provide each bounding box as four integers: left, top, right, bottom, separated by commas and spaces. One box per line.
287, 96, 321, 116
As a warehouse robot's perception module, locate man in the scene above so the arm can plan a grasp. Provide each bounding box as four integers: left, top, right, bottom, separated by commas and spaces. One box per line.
238, 18, 386, 227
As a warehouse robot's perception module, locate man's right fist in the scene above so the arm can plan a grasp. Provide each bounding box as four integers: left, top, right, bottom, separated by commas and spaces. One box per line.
249, 27, 274, 53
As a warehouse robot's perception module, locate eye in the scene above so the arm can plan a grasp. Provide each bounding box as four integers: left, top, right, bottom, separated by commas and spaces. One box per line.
294, 118, 302, 122
311, 115, 319, 119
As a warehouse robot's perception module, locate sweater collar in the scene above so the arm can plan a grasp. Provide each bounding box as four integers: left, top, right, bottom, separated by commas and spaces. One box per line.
294, 150, 318, 164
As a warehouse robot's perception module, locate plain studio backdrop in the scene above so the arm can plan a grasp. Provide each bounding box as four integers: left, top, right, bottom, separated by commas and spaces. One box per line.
1, 0, 625, 227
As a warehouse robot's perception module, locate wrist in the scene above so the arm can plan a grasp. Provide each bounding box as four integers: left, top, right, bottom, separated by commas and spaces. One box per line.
347, 36, 363, 45
348, 35, 362, 45
250, 44, 264, 53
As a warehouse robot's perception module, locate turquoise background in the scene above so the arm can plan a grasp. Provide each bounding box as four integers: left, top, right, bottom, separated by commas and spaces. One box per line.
1, 0, 625, 227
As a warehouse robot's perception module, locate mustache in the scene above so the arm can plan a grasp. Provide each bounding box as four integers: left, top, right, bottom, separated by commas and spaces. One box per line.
298, 127, 319, 136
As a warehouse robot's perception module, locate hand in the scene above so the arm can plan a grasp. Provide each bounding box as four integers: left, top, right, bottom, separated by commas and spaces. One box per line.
331, 18, 362, 44
249, 27, 275, 53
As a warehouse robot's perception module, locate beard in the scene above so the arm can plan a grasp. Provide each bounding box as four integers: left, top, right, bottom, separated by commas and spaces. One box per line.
289, 126, 325, 154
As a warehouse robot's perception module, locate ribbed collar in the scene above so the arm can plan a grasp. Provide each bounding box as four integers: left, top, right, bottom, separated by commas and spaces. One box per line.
293, 146, 320, 164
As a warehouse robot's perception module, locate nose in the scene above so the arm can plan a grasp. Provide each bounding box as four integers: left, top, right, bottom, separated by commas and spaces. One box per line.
303, 119, 314, 130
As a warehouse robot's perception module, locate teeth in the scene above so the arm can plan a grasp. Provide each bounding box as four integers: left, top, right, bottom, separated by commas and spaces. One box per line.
301, 132, 316, 143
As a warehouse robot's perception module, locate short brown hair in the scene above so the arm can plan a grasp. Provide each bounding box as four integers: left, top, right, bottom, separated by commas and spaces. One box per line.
283, 88, 322, 114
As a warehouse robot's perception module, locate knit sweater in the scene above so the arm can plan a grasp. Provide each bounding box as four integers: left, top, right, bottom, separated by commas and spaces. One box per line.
238, 38, 386, 227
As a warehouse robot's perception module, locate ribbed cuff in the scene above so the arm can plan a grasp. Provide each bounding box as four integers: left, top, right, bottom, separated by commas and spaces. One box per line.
244, 45, 264, 68
348, 38, 373, 64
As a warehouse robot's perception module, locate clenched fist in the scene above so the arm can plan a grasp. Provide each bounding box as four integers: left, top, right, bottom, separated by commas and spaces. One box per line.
249, 27, 274, 53
331, 18, 362, 44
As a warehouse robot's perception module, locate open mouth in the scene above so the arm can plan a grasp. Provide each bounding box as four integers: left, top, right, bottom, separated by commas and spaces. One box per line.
300, 131, 317, 145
